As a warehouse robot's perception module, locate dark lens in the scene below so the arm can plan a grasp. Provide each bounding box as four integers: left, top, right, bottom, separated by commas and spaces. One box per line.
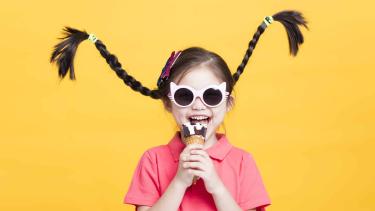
174, 88, 194, 106
203, 88, 223, 106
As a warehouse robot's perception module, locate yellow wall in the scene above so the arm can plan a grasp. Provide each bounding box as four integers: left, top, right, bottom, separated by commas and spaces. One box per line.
1, 0, 374, 210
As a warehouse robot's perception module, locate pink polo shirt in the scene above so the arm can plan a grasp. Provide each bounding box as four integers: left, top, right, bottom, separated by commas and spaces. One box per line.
124, 132, 271, 211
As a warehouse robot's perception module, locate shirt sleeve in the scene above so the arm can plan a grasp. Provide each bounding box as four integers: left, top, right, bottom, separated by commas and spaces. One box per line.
123, 150, 160, 207
238, 152, 271, 211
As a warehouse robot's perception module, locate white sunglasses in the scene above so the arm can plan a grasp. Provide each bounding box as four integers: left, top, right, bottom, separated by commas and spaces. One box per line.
168, 82, 229, 108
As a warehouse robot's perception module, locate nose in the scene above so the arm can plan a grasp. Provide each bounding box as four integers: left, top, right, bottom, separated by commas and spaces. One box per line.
192, 96, 206, 110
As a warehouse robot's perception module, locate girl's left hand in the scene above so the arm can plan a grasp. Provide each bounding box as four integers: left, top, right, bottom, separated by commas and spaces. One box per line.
182, 148, 223, 194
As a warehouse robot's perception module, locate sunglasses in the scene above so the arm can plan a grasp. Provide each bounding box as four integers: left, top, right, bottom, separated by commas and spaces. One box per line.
168, 82, 230, 108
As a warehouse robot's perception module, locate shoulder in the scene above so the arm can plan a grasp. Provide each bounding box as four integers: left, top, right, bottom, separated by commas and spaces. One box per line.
223, 146, 260, 178
140, 144, 171, 162
228, 145, 255, 162
145, 144, 169, 155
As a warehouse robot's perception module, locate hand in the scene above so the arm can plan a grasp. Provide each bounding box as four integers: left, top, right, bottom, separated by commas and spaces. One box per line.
174, 144, 204, 188
182, 147, 224, 194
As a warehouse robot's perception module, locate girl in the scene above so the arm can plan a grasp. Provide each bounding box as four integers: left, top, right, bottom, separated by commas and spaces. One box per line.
50, 10, 308, 211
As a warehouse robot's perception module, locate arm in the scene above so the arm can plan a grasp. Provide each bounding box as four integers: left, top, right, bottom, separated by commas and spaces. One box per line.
136, 177, 187, 211
181, 154, 243, 210
139, 145, 206, 211
210, 181, 244, 211
185, 149, 257, 211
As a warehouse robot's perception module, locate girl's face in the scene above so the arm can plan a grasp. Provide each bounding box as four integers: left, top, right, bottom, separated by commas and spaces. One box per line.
164, 65, 234, 141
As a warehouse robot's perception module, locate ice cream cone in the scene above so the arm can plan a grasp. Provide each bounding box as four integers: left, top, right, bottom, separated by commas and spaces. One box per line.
181, 122, 207, 185
184, 135, 205, 145
184, 134, 205, 184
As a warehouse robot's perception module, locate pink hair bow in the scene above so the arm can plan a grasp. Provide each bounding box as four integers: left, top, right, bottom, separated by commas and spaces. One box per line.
157, 50, 182, 87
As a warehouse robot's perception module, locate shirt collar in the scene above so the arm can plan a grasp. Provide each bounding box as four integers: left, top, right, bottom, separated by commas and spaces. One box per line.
167, 131, 232, 162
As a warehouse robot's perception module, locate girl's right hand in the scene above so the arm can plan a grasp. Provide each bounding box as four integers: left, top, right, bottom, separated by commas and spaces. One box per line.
174, 143, 204, 188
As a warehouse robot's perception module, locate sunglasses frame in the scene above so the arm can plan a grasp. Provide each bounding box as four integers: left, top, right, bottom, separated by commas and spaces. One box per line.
168, 82, 230, 108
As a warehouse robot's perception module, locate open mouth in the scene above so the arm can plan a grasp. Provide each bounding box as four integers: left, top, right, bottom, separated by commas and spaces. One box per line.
188, 116, 211, 125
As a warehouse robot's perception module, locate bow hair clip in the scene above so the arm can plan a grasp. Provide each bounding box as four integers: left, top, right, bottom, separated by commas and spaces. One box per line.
157, 50, 182, 87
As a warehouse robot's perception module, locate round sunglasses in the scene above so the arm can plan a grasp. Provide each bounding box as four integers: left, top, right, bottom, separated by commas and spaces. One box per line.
168, 82, 230, 108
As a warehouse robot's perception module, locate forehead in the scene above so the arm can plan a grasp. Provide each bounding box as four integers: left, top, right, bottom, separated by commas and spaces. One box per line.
177, 65, 222, 89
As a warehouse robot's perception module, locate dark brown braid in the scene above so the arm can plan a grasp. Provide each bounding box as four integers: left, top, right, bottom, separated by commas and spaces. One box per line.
50, 10, 308, 101
94, 40, 162, 99
50, 27, 162, 99
233, 10, 308, 83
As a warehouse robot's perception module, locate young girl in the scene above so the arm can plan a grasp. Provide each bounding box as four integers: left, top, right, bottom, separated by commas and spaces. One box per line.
50, 10, 308, 211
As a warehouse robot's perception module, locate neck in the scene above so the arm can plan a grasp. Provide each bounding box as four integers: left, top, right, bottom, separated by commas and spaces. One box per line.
203, 132, 218, 150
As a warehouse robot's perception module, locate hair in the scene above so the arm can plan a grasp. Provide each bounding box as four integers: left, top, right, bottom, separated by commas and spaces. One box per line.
50, 10, 308, 105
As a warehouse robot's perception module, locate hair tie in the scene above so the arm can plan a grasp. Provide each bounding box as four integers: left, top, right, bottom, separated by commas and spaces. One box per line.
157, 50, 182, 87
88, 34, 98, 43
263, 16, 274, 26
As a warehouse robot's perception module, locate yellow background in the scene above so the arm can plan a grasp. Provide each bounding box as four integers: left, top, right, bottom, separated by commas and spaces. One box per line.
1, 0, 374, 210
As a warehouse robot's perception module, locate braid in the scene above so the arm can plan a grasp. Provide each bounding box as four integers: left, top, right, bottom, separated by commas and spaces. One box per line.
50, 26, 162, 99
93, 40, 162, 99
233, 24, 266, 82
233, 10, 308, 84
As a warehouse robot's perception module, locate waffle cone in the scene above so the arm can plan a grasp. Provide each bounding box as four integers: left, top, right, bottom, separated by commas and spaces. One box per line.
183, 135, 205, 145
183, 135, 205, 185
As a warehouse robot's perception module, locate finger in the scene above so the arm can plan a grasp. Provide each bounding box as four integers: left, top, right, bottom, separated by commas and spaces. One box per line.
186, 144, 204, 150
182, 144, 203, 154
188, 169, 204, 178
185, 154, 206, 162
190, 149, 210, 159
179, 153, 189, 162
183, 161, 205, 171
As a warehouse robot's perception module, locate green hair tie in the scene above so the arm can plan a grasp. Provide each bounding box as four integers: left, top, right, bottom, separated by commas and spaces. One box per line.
88, 34, 98, 43
263, 16, 274, 26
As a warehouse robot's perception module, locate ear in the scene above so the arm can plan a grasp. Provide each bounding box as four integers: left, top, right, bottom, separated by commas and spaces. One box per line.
226, 95, 235, 112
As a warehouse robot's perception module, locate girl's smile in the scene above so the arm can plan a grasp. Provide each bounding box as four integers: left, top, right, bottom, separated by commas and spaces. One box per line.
188, 115, 211, 125
165, 64, 234, 148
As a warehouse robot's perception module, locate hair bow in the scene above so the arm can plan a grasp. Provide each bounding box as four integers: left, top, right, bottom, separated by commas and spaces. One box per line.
157, 51, 182, 87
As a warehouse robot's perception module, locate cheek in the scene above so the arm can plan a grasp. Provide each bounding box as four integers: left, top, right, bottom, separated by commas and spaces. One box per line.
171, 106, 188, 124
212, 107, 227, 122
213, 113, 224, 124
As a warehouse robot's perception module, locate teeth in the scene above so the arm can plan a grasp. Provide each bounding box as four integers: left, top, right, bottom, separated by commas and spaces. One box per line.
190, 116, 209, 120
